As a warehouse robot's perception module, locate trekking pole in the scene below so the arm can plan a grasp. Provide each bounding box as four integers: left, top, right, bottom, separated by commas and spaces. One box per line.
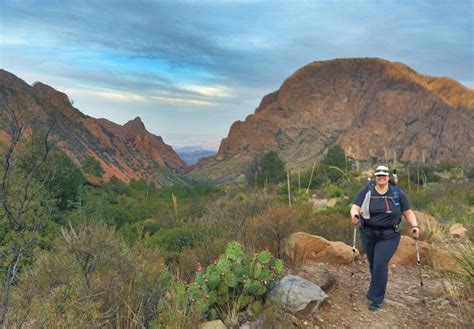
415, 238, 426, 304
349, 215, 359, 302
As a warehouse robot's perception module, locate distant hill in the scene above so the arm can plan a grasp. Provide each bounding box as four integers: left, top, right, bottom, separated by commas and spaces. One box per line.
175, 146, 216, 165
189, 58, 474, 182
0, 69, 187, 186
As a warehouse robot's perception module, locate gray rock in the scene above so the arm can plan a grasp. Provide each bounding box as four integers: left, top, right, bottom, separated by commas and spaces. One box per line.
239, 318, 264, 329
268, 275, 329, 314
297, 263, 337, 291
199, 320, 226, 329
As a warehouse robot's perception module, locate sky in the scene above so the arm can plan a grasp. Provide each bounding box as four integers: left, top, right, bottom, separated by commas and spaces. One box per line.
1, 0, 473, 150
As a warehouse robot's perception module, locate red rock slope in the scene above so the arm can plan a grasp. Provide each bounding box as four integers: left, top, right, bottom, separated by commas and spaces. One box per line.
0, 69, 187, 186
191, 58, 473, 182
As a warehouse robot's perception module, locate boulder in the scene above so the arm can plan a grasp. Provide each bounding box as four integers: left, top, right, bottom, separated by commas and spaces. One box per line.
449, 223, 468, 239
413, 211, 439, 229
391, 236, 430, 265
311, 197, 348, 210
268, 275, 328, 314
199, 320, 226, 329
285, 232, 358, 265
391, 236, 457, 270
311, 198, 336, 209
296, 263, 337, 291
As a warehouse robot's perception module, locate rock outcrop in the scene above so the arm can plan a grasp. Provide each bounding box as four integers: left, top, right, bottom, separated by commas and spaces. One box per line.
0, 69, 187, 186
190, 58, 474, 182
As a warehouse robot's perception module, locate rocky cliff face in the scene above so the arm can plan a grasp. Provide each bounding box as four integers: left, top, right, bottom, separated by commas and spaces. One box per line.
191, 58, 474, 181
0, 69, 187, 186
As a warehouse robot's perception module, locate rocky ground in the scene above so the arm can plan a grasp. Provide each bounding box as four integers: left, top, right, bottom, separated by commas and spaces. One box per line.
291, 258, 473, 328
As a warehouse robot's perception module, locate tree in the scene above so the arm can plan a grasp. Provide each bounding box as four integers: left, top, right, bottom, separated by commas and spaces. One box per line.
35, 149, 85, 211
322, 144, 351, 182
0, 99, 58, 323
257, 151, 286, 185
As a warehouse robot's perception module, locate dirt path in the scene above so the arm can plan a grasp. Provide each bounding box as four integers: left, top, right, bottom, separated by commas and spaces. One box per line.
307, 259, 473, 328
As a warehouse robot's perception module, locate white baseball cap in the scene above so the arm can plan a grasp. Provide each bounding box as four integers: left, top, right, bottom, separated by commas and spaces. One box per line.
374, 165, 389, 176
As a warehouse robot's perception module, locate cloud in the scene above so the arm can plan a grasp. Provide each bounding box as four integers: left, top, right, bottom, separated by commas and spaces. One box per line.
1, 0, 472, 147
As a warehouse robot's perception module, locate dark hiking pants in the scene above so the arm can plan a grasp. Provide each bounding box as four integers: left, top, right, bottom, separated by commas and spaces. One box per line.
360, 226, 401, 304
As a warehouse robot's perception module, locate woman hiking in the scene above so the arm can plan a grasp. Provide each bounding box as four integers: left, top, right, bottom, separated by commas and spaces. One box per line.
350, 165, 420, 311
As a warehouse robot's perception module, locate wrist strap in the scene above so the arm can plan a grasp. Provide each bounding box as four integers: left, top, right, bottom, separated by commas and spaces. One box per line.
412, 225, 419, 229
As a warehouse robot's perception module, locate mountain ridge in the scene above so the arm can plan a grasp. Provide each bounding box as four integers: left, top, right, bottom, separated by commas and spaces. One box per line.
190, 58, 474, 182
0, 69, 187, 186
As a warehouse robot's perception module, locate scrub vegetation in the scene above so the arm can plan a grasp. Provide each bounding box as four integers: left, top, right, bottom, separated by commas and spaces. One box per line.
1, 123, 472, 327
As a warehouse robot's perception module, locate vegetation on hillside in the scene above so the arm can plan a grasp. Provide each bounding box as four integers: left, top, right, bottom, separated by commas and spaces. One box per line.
1, 124, 472, 326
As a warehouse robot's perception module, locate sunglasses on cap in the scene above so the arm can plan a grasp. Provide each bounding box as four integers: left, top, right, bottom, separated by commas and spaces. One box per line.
374, 170, 389, 176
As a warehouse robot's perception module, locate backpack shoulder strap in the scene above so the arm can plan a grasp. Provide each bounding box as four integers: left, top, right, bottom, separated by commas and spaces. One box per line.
361, 188, 371, 220
389, 184, 400, 207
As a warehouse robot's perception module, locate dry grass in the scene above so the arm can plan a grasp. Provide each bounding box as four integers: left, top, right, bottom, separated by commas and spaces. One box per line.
259, 301, 294, 328
421, 220, 449, 243
440, 241, 474, 326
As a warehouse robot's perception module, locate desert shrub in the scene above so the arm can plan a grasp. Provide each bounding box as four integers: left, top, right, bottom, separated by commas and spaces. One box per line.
6, 223, 169, 328
175, 237, 230, 282
323, 182, 344, 198
440, 241, 474, 325
467, 167, 474, 180
300, 198, 359, 251
208, 193, 276, 245
246, 204, 299, 258
468, 192, 474, 206
444, 241, 474, 292
259, 301, 294, 328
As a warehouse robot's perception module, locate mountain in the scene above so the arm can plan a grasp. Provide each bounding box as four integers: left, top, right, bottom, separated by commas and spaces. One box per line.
0, 69, 187, 186
175, 146, 217, 165
189, 58, 474, 182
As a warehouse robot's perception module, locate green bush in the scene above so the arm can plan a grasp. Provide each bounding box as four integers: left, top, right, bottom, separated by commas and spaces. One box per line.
323, 182, 343, 198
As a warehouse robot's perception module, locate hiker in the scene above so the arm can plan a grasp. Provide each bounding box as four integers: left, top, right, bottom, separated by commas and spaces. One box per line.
349, 165, 420, 311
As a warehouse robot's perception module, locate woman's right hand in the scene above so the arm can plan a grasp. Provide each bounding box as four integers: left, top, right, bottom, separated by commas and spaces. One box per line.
351, 214, 360, 225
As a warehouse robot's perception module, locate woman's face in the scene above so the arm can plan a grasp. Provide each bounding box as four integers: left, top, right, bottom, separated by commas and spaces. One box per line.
376, 175, 389, 184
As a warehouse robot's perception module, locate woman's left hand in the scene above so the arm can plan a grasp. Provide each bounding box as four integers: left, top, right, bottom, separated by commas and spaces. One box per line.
411, 226, 420, 239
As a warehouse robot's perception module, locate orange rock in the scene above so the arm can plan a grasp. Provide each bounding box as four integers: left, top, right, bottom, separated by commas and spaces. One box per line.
413, 211, 439, 229
391, 236, 430, 265
391, 236, 457, 270
449, 223, 468, 239
285, 232, 358, 265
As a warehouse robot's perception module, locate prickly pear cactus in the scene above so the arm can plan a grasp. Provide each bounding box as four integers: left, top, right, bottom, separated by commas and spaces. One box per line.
225, 241, 245, 261
180, 241, 285, 321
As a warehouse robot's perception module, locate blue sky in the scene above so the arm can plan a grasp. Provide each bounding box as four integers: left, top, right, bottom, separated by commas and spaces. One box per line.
1, 0, 472, 150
